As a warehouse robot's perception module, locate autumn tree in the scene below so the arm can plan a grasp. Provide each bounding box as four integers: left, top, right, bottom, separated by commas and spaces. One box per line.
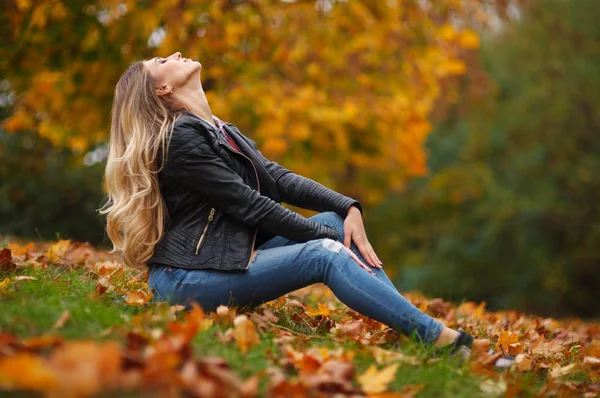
2, 0, 488, 206
367, 0, 600, 317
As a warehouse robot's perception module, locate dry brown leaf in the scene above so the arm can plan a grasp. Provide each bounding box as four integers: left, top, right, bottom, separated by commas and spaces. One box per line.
125, 290, 153, 306
514, 354, 533, 371
52, 310, 71, 330
240, 374, 260, 398
48, 341, 121, 397
583, 356, 600, 370
0, 248, 16, 272
210, 304, 237, 327
550, 363, 579, 378
334, 319, 365, 340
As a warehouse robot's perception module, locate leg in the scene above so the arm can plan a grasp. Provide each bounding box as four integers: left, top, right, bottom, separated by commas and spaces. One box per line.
258, 211, 397, 290
148, 238, 444, 344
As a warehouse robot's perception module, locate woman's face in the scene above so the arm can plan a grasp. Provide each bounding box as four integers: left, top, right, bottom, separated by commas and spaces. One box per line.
143, 51, 202, 95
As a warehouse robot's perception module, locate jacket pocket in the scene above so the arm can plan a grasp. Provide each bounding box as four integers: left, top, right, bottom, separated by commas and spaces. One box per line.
195, 207, 216, 255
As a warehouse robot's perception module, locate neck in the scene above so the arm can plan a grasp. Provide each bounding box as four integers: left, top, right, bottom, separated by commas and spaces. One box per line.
173, 84, 214, 125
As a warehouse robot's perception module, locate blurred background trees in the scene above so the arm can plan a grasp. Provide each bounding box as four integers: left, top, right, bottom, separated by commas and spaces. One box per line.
367, 0, 600, 317
2, 0, 599, 317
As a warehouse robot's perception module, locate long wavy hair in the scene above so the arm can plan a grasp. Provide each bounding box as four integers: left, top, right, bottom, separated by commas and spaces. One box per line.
98, 60, 186, 270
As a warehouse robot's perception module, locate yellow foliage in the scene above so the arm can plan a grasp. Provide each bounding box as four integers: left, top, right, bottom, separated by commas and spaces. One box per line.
460, 29, 481, 49
2, 0, 487, 204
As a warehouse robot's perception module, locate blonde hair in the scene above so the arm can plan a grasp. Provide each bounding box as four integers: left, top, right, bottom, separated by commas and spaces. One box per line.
98, 60, 185, 269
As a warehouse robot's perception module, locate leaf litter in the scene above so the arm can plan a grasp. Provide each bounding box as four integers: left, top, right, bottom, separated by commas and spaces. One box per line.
0, 238, 599, 397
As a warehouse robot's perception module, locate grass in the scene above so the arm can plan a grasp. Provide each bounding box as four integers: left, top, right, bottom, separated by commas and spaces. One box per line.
0, 260, 593, 397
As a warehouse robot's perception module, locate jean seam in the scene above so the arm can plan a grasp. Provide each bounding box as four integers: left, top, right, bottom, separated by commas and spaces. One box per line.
150, 283, 166, 302
324, 251, 440, 344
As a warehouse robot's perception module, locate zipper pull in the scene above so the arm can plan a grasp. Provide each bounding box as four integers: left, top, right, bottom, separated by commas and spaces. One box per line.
208, 208, 215, 221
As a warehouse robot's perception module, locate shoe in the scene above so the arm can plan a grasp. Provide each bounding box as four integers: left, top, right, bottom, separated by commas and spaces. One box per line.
487, 348, 516, 370
432, 328, 474, 361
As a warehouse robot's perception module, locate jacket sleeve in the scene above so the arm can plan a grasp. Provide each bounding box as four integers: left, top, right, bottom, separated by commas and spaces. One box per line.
243, 137, 363, 218
164, 127, 339, 243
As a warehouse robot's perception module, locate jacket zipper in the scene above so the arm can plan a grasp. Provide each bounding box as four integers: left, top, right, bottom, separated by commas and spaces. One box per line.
195, 207, 215, 255
218, 140, 260, 269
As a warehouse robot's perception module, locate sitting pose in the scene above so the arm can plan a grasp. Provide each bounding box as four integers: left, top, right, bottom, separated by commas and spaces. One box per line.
99, 51, 475, 359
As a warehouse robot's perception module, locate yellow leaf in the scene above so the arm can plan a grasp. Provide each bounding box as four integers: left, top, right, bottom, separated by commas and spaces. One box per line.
445, 59, 467, 75
438, 24, 457, 42
357, 362, 399, 394
0, 278, 11, 293
306, 302, 330, 317
0, 353, 57, 391
459, 29, 480, 49
46, 239, 72, 262
233, 314, 260, 353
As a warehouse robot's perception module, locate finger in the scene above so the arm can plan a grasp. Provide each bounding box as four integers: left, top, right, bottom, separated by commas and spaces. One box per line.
367, 244, 382, 268
346, 247, 375, 276
344, 228, 352, 248
357, 239, 377, 268
350, 234, 369, 263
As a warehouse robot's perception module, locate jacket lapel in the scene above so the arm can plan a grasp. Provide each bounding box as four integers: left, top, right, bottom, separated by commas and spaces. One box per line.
223, 124, 281, 202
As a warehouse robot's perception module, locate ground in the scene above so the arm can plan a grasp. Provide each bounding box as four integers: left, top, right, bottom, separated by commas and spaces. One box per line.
0, 236, 598, 397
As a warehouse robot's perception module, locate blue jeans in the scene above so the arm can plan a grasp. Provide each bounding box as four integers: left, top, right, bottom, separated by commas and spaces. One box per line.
148, 212, 444, 343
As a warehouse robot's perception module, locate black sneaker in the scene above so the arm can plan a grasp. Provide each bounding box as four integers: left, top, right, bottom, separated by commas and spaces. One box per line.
432, 328, 474, 361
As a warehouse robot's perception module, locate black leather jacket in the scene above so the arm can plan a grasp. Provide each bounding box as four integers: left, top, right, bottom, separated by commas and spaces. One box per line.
146, 111, 362, 271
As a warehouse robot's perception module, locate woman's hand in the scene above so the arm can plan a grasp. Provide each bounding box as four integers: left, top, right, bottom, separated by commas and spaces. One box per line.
343, 205, 383, 269
342, 245, 376, 276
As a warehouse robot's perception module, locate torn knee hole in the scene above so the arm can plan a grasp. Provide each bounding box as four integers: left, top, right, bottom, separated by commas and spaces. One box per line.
321, 238, 344, 254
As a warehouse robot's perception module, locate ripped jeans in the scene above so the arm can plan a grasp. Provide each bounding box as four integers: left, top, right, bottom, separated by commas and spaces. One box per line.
147, 211, 444, 344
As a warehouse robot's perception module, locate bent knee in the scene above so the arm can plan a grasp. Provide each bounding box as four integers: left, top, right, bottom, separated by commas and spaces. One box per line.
311, 211, 344, 229
306, 238, 345, 257
320, 238, 345, 254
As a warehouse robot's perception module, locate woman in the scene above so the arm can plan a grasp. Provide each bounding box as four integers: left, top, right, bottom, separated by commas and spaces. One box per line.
99, 51, 475, 359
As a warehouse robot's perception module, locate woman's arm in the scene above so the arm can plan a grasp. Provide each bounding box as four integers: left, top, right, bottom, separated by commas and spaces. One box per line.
165, 122, 339, 243
238, 134, 382, 267
242, 136, 363, 218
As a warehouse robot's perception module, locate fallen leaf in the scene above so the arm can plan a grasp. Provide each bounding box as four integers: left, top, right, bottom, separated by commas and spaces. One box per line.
479, 378, 507, 397
369, 346, 420, 366
13, 276, 37, 281
584, 357, 600, 370
514, 354, 533, 371
550, 363, 579, 378
0, 277, 11, 293
496, 331, 524, 355
357, 363, 399, 394
52, 310, 71, 330
0, 353, 57, 391
125, 290, 153, 306
0, 248, 16, 272
46, 239, 71, 262
306, 302, 331, 318
233, 314, 260, 353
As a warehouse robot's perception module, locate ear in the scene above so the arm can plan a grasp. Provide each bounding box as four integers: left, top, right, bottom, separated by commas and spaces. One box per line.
156, 84, 172, 96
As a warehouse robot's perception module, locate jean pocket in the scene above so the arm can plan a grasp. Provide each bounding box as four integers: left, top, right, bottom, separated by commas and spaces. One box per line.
148, 266, 169, 302
165, 266, 189, 286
